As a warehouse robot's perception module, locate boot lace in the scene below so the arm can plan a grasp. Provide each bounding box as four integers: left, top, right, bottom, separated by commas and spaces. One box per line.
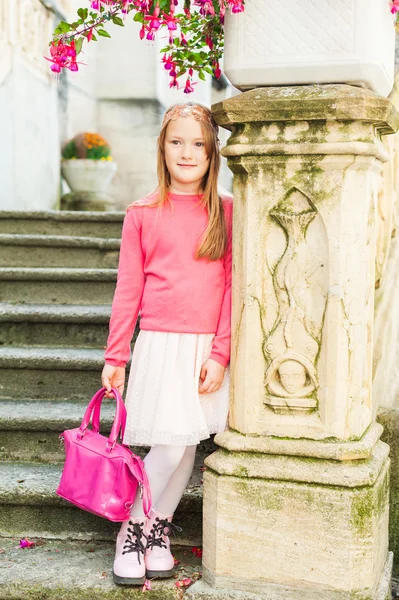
122, 520, 147, 564
147, 517, 182, 551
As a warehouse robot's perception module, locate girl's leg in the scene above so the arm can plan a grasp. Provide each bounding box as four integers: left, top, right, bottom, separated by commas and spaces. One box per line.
129, 444, 188, 517
154, 444, 197, 516
144, 445, 197, 578
114, 444, 187, 584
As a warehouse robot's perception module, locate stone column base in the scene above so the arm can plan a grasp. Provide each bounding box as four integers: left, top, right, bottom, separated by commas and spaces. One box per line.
187, 553, 392, 600
188, 439, 391, 600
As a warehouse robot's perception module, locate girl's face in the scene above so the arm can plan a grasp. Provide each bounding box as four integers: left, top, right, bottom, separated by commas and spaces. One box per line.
164, 116, 210, 194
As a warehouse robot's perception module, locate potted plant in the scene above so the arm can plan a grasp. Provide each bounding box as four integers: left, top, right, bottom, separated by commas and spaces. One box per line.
61, 132, 117, 210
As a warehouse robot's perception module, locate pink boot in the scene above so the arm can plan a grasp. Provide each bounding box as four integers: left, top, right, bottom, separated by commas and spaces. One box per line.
145, 510, 181, 578
113, 517, 147, 585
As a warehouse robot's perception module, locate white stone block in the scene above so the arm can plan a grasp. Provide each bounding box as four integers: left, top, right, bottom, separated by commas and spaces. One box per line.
224, 0, 395, 96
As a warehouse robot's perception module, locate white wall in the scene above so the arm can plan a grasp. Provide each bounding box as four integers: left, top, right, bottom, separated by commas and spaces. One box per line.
0, 0, 60, 211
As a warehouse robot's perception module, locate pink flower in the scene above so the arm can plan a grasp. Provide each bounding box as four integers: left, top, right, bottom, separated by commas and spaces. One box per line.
214, 62, 221, 79
162, 54, 174, 70
175, 578, 194, 588
191, 546, 203, 558
184, 77, 195, 93
227, 0, 244, 13
19, 538, 35, 549
141, 579, 152, 592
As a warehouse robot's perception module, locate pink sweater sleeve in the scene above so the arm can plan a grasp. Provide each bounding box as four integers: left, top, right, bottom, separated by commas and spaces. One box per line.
104, 208, 145, 367
209, 200, 233, 368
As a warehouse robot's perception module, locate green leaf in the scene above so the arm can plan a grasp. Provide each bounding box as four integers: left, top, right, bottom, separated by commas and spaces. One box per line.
133, 11, 144, 23
91, 33, 98, 41
75, 37, 84, 55
57, 21, 72, 33
112, 15, 124, 26
77, 8, 88, 20
97, 29, 111, 38
198, 71, 206, 81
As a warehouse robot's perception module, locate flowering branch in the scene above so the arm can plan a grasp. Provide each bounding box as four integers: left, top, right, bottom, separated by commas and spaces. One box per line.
46, 0, 244, 93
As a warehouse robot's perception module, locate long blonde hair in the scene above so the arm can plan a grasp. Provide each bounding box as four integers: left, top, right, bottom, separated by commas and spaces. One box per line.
130, 102, 228, 261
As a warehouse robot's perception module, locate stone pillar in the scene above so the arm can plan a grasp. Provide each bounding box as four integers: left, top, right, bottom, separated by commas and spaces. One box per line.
187, 85, 399, 600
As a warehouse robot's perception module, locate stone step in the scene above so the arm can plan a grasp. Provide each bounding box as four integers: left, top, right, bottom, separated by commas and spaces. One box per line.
0, 537, 202, 600
0, 267, 117, 305
0, 234, 120, 269
0, 461, 203, 545
0, 347, 111, 400
0, 398, 216, 464
0, 210, 124, 238
0, 303, 112, 348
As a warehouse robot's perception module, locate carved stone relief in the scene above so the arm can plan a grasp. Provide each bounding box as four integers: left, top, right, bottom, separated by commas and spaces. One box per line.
0, 0, 54, 84
263, 187, 328, 414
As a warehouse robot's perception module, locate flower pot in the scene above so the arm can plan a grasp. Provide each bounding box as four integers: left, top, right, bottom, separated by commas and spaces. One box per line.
61, 159, 117, 194
224, 0, 395, 96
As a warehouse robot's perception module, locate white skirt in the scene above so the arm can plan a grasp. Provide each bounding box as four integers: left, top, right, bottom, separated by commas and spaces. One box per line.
123, 331, 230, 446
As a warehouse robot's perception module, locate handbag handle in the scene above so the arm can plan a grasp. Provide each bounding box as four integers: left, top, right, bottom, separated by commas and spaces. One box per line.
130, 455, 152, 517
79, 387, 126, 451
91, 389, 126, 439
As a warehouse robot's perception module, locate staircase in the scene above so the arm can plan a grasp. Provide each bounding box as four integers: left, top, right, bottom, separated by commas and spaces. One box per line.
0, 211, 205, 599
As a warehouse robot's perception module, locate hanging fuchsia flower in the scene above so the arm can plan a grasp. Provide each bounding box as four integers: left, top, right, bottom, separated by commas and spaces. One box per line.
163, 2, 179, 30
48, 0, 247, 91
145, 3, 162, 32
391, 0, 399, 14
162, 54, 174, 70
227, 0, 244, 13
184, 77, 195, 93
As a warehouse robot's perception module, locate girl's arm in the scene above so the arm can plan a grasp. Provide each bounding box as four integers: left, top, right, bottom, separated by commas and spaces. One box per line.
209, 199, 233, 368
104, 208, 145, 368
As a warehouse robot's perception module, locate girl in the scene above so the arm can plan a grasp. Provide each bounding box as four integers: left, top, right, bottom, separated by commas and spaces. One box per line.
101, 102, 232, 586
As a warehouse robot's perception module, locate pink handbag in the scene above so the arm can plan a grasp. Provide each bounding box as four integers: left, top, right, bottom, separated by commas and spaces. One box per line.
56, 387, 151, 522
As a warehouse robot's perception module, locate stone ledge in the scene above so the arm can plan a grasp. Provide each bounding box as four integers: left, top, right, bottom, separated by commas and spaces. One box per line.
205, 440, 389, 488
215, 423, 383, 461
212, 84, 399, 135
0, 234, 121, 250
0, 267, 117, 281
0, 211, 125, 222
0, 303, 111, 323
0, 346, 106, 370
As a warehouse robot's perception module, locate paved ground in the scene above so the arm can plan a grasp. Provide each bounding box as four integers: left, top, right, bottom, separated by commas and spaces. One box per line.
0, 537, 202, 599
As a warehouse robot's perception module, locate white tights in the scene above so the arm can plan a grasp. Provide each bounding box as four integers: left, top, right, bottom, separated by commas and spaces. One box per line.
130, 444, 197, 518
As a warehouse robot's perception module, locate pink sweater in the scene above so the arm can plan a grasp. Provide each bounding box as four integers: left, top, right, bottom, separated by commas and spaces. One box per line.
105, 192, 233, 369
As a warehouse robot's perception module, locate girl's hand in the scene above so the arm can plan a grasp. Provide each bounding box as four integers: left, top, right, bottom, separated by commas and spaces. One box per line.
198, 359, 225, 394
101, 364, 126, 398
